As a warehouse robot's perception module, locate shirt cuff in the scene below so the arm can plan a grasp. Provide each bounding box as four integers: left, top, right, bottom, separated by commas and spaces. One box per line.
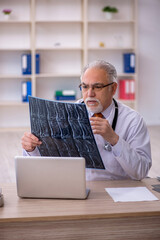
23, 147, 40, 156
112, 138, 123, 157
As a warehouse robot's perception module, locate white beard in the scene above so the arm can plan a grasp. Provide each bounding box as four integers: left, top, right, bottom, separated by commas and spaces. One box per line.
85, 97, 103, 113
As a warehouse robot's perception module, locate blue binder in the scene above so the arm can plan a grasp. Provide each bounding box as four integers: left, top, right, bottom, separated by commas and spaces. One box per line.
123, 53, 135, 73
55, 96, 76, 101
21, 54, 31, 75
21, 54, 40, 75
35, 54, 40, 74
21, 81, 32, 102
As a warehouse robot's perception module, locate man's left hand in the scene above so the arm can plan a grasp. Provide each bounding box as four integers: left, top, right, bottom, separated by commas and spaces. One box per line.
90, 117, 119, 146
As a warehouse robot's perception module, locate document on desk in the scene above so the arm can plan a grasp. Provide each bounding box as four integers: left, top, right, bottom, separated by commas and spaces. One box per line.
105, 187, 159, 202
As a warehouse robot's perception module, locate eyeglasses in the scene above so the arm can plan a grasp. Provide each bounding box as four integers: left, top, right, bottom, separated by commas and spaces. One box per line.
79, 82, 114, 92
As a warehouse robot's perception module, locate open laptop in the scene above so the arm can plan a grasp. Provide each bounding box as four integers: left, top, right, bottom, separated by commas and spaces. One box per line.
15, 156, 90, 199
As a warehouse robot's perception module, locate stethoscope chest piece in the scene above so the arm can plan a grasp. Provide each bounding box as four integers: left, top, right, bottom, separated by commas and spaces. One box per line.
104, 143, 112, 152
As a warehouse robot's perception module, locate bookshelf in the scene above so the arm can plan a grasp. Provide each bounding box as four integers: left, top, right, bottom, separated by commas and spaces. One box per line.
0, 0, 138, 127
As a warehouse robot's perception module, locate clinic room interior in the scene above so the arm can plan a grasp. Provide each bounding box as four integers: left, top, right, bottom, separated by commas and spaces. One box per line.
0, 0, 160, 184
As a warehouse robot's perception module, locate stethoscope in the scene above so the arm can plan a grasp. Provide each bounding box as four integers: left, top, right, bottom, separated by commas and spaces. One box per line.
82, 98, 119, 152
104, 98, 118, 152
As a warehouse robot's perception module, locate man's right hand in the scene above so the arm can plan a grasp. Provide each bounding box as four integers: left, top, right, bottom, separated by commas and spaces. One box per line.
21, 132, 42, 152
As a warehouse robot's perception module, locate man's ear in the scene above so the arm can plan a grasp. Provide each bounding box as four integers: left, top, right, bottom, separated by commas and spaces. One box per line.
112, 82, 118, 95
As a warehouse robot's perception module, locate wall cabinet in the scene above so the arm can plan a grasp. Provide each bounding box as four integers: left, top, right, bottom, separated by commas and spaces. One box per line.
0, 0, 137, 127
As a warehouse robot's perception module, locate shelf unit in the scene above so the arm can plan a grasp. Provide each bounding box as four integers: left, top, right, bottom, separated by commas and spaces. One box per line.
0, 0, 138, 127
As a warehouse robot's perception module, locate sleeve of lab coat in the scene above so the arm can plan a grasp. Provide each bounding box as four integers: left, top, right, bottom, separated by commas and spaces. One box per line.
112, 116, 152, 180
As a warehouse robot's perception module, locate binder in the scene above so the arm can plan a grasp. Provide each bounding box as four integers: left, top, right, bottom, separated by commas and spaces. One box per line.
21, 54, 40, 75
130, 79, 135, 100
35, 54, 40, 74
21, 54, 31, 75
123, 53, 135, 73
21, 54, 27, 74
119, 79, 130, 100
21, 81, 32, 102
119, 79, 135, 100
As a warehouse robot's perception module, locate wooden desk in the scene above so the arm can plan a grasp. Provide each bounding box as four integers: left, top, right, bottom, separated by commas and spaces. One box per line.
0, 178, 160, 240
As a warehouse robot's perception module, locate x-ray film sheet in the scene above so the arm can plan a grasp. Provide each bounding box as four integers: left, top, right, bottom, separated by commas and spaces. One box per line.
29, 96, 105, 169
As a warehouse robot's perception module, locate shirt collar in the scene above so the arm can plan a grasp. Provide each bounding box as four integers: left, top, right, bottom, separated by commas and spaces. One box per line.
101, 100, 114, 119
89, 100, 114, 119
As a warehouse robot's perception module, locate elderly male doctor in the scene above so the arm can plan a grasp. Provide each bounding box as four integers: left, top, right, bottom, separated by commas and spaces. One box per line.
22, 60, 152, 181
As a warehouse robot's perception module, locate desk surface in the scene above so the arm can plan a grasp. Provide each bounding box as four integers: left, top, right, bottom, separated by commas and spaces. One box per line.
0, 178, 160, 223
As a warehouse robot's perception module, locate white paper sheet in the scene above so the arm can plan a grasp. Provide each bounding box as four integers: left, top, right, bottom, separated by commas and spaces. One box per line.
105, 187, 159, 202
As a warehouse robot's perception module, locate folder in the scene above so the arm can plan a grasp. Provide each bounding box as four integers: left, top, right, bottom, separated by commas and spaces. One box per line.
21, 54, 40, 75
119, 79, 135, 100
21, 54, 31, 75
123, 53, 135, 73
35, 54, 40, 74
129, 79, 135, 100
119, 79, 130, 100
21, 81, 32, 102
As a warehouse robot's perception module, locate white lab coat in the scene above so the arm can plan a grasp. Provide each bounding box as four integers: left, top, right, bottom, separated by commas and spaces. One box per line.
23, 100, 152, 181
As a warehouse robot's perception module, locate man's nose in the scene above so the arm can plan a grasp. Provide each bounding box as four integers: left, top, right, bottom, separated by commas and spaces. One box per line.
88, 87, 96, 97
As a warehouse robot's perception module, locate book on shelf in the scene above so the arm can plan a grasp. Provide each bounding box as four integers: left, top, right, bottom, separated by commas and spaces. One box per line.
21, 54, 40, 75
123, 53, 135, 73
119, 79, 135, 100
55, 90, 76, 101
21, 81, 32, 102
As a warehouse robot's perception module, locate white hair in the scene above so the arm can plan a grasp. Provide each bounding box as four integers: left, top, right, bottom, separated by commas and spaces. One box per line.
80, 60, 117, 83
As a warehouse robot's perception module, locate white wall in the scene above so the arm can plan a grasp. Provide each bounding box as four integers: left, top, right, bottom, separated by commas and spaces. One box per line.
138, 0, 160, 125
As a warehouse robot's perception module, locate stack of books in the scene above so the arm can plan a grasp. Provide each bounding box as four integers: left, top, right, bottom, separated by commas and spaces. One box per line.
55, 90, 76, 101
